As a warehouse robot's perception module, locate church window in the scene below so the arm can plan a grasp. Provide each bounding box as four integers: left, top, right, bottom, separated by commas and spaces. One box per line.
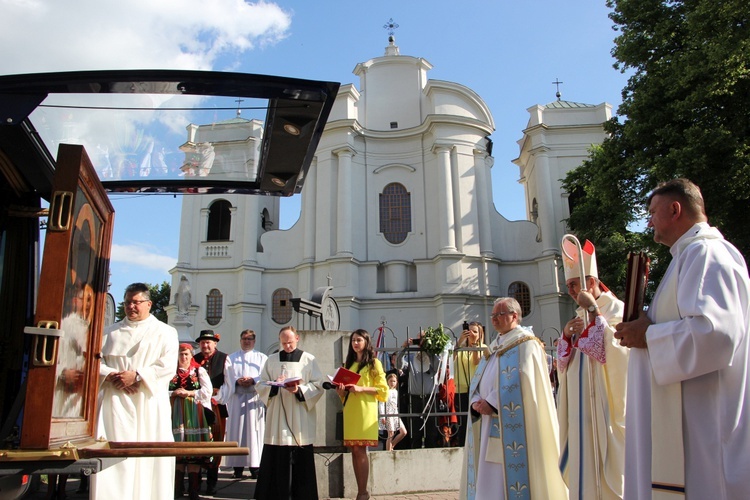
271, 288, 293, 324
206, 288, 223, 325
207, 200, 231, 241
379, 183, 411, 244
508, 281, 531, 317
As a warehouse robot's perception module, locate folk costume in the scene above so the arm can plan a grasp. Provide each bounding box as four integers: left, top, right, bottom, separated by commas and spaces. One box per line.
625, 223, 750, 499
218, 347, 268, 473
255, 348, 324, 499
169, 357, 213, 458
557, 238, 628, 499
460, 325, 567, 500
341, 359, 388, 447
169, 350, 213, 499
92, 314, 179, 500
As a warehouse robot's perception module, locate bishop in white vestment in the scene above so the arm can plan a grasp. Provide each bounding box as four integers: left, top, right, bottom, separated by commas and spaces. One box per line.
557, 237, 628, 499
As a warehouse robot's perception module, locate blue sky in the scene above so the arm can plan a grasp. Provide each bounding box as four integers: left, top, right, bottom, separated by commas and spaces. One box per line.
0, 0, 629, 300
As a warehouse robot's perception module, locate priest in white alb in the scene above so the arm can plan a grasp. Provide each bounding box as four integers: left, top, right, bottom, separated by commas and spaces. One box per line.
217, 328, 268, 479
615, 179, 750, 499
92, 283, 179, 500
557, 236, 628, 499
460, 297, 567, 500
254, 326, 324, 500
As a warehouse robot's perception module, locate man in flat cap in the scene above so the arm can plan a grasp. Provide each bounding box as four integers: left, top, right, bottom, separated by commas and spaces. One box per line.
193, 329, 229, 495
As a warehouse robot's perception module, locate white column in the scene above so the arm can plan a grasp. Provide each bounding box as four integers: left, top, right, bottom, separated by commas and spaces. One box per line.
434, 143, 457, 254
534, 149, 557, 254
474, 149, 493, 257
334, 147, 355, 256
302, 157, 318, 263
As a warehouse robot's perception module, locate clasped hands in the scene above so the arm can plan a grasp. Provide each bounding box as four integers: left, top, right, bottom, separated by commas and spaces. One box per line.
106, 370, 140, 394
471, 399, 495, 416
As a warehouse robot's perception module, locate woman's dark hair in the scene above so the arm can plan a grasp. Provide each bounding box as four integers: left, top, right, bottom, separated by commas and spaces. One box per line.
344, 329, 376, 372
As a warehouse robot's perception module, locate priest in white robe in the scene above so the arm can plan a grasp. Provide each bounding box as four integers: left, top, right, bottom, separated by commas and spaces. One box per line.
91, 283, 179, 500
460, 297, 567, 500
255, 326, 324, 500
217, 329, 268, 479
616, 179, 750, 499
557, 237, 628, 499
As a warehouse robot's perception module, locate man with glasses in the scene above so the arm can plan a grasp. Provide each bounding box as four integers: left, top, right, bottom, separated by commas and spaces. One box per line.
218, 329, 268, 479
460, 297, 566, 499
92, 282, 179, 500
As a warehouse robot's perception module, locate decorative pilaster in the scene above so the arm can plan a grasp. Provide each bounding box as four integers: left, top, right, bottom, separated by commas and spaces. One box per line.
433, 143, 457, 253
533, 149, 557, 255
334, 147, 355, 256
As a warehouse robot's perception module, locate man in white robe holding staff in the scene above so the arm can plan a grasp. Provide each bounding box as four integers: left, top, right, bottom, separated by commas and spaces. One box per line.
557, 235, 628, 499
254, 326, 324, 499
615, 178, 750, 499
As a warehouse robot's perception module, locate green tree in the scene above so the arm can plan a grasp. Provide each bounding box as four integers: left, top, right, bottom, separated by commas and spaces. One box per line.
115, 281, 172, 323
563, 0, 750, 297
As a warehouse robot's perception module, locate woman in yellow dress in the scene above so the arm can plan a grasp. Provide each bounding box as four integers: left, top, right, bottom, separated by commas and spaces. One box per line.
335, 329, 388, 500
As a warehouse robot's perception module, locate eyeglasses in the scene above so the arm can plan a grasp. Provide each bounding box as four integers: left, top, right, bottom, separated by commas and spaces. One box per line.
490, 311, 512, 318
125, 299, 151, 306
241, 337, 256, 341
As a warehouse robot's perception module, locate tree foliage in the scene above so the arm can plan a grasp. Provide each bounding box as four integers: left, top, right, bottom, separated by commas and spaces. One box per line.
115, 281, 172, 323
563, 0, 750, 297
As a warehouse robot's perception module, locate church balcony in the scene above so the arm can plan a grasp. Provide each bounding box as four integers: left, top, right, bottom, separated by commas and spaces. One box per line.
201, 241, 233, 259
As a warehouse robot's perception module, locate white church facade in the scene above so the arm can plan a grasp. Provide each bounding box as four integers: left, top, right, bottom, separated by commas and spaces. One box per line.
168, 38, 612, 355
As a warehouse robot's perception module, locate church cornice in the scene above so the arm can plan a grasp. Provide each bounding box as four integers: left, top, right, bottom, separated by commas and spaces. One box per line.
325, 114, 493, 141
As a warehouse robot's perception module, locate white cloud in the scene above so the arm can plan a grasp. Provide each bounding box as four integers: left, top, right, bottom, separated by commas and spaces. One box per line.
111, 243, 176, 272
0, 0, 291, 74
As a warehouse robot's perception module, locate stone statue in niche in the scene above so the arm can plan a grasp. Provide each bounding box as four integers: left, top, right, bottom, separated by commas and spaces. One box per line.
175, 274, 192, 316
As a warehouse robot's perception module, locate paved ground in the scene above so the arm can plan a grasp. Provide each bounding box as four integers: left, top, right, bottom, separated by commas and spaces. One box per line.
27, 471, 459, 499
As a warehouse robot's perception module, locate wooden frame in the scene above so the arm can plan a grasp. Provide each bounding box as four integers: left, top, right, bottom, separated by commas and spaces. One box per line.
21, 144, 114, 449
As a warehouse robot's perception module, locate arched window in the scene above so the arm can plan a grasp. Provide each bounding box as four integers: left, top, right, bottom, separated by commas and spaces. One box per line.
207, 200, 231, 241
206, 288, 223, 326
379, 183, 411, 244
508, 281, 531, 317
271, 288, 293, 324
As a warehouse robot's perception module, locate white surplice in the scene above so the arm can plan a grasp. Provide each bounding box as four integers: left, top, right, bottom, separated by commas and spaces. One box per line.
625, 222, 750, 499
218, 348, 268, 468
256, 351, 324, 446
557, 291, 628, 499
460, 326, 567, 500
92, 314, 179, 500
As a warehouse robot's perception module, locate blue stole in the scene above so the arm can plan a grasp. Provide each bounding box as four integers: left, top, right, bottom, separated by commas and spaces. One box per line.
465, 334, 533, 500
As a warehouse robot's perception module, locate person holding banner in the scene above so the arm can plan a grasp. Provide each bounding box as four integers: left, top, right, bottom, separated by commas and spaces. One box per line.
460, 297, 566, 500
557, 236, 628, 499
615, 178, 750, 499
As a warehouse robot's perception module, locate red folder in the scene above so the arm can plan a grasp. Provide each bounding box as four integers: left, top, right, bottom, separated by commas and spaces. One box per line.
329, 367, 361, 386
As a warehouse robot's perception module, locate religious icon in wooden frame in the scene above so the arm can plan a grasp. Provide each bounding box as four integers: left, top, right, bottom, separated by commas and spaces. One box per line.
21, 144, 114, 449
